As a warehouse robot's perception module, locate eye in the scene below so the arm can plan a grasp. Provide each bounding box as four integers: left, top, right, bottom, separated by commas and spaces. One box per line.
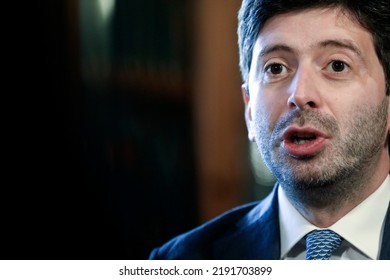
261, 61, 290, 83
265, 63, 287, 75
328, 60, 349, 73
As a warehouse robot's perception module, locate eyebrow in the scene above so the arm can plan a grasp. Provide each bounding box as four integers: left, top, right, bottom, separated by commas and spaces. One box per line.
258, 44, 295, 59
257, 39, 364, 60
318, 39, 363, 58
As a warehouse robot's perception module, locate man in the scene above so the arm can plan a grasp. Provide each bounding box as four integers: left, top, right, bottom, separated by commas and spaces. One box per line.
149, 0, 390, 259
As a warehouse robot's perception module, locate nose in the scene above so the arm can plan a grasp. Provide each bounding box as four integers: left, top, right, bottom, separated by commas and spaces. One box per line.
287, 66, 321, 110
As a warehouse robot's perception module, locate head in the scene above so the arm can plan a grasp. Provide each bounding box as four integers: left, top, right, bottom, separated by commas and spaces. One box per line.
238, 0, 390, 92
238, 0, 390, 209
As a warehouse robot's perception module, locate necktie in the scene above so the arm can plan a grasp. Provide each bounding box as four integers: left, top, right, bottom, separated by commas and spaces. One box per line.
305, 229, 343, 260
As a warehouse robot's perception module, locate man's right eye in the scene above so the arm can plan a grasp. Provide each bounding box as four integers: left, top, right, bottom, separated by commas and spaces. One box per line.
265, 63, 286, 75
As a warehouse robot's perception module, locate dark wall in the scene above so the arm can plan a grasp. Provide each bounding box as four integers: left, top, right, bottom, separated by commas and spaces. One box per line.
3, 0, 197, 260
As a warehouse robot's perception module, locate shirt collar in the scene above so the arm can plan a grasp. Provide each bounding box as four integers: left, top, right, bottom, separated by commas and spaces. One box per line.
278, 175, 390, 259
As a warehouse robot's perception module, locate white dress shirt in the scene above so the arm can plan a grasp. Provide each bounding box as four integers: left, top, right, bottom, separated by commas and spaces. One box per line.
279, 175, 390, 259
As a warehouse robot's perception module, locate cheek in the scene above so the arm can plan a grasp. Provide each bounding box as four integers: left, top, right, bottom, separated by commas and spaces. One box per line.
259, 93, 287, 126
383, 97, 390, 133
252, 97, 283, 133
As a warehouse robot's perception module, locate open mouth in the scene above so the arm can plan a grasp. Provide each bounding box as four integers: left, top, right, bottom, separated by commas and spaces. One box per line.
282, 127, 328, 157
291, 133, 317, 144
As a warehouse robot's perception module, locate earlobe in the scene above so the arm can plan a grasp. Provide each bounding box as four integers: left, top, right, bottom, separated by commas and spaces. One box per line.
242, 85, 255, 142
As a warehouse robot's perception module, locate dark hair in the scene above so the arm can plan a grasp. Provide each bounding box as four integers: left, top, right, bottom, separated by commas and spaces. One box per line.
237, 0, 390, 94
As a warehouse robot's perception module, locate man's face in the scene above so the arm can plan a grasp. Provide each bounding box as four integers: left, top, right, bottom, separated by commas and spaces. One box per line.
244, 8, 390, 197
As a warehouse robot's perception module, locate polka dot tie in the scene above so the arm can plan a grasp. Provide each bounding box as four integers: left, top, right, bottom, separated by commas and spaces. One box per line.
305, 229, 343, 260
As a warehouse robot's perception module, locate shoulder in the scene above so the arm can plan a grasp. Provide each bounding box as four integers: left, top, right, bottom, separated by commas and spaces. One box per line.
149, 202, 258, 259
149, 191, 277, 259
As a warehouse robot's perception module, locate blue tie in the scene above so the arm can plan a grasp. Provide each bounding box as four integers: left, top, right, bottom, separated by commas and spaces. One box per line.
305, 229, 343, 260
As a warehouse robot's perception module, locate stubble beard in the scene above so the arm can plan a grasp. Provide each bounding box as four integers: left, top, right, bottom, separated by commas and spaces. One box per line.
255, 97, 388, 209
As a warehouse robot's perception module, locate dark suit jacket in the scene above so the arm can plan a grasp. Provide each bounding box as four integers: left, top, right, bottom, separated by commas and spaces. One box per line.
149, 185, 390, 260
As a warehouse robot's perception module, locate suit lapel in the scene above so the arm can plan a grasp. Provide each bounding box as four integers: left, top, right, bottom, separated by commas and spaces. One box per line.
212, 186, 389, 259
213, 185, 280, 259
379, 202, 390, 260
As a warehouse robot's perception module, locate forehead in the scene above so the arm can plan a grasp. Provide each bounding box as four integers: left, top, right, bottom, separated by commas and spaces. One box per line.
254, 7, 374, 56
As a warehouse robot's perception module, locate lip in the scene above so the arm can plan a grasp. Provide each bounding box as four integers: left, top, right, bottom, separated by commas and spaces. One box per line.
281, 126, 329, 158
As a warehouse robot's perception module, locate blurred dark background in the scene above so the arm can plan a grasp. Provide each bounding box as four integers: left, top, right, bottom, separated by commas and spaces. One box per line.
3, 0, 275, 260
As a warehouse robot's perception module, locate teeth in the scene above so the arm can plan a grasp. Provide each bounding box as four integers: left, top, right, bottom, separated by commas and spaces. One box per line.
293, 138, 311, 144
291, 134, 316, 144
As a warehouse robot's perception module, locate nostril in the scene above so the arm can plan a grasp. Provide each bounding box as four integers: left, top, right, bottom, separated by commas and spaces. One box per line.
288, 99, 297, 109
288, 100, 316, 110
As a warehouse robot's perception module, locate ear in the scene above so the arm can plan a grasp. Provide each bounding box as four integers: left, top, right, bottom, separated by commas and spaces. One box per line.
242, 84, 255, 142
